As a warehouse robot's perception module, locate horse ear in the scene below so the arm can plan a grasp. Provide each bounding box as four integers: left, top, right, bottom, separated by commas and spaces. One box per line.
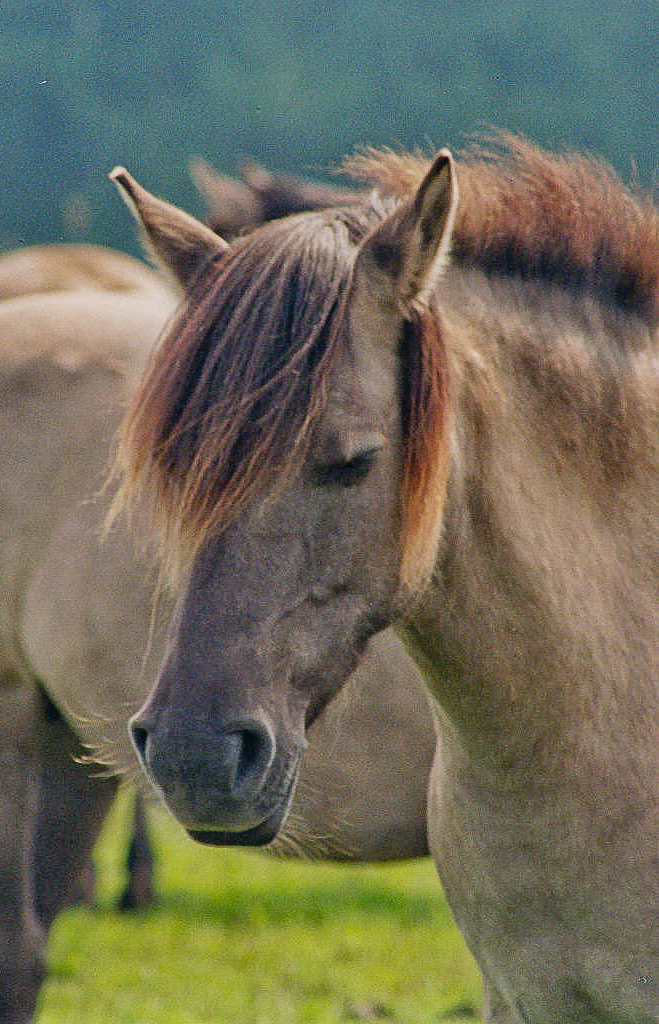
355, 149, 457, 314
189, 158, 263, 237
110, 167, 229, 292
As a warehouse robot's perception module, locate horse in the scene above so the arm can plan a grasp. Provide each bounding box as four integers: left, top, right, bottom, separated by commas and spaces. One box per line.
191, 156, 362, 238
0, 282, 435, 1022
113, 136, 659, 1023
0, 242, 170, 301
0, 243, 171, 919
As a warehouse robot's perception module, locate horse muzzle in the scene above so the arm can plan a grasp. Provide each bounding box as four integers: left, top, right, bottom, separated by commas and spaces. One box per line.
129, 709, 300, 844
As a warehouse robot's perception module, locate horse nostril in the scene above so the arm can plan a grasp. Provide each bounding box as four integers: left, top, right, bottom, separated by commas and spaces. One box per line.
230, 723, 275, 798
128, 712, 276, 808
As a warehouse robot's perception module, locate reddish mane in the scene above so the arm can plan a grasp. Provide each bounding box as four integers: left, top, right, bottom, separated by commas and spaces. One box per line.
346, 134, 659, 326
117, 136, 659, 583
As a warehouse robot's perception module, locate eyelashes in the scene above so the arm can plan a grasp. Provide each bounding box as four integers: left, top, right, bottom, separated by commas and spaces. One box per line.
313, 448, 379, 487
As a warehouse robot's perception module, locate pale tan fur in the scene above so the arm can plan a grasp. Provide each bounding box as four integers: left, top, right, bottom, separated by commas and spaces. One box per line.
411, 271, 659, 1021
0, 243, 170, 301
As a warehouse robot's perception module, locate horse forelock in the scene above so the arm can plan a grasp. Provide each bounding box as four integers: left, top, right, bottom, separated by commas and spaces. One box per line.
116, 207, 379, 570
345, 134, 659, 327
115, 195, 455, 587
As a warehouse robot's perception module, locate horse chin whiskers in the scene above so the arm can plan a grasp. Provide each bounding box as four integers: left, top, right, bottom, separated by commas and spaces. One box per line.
268, 808, 357, 861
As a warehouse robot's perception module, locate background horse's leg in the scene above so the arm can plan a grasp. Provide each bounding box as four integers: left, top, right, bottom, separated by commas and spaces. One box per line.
32, 688, 118, 930
0, 672, 45, 1024
118, 792, 154, 911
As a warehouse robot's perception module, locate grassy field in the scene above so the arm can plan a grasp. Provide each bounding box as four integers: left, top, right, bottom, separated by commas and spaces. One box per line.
37, 788, 482, 1024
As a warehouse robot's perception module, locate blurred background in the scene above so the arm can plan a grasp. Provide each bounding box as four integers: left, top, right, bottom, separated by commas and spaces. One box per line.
2, 0, 658, 257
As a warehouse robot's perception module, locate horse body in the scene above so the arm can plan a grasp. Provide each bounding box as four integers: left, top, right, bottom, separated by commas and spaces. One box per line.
0, 289, 163, 684
114, 140, 659, 1021
0, 287, 169, 1023
419, 268, 659, 1020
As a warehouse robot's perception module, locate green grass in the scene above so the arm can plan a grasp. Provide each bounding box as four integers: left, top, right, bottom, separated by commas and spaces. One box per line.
38, 788, 482, 1023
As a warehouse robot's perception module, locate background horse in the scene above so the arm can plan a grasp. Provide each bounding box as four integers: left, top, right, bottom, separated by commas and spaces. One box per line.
0, 269, 435, 1022
191, 156, 361, 238
0, 243, 169, 301
115, 137, 659, 1022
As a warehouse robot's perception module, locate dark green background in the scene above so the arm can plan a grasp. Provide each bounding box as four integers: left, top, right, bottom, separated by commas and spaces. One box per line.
2, 1, 658, 255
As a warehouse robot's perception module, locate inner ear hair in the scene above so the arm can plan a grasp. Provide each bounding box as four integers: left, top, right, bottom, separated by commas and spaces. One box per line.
400, 149, 458, 312
360, 148, 458, 317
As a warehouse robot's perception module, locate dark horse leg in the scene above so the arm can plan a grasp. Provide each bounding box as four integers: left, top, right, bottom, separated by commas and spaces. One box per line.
1, 677, 122, 1022
34, 690, 155, 928
118, 792, 154, 911
32, 688, 118, 931
0, 670, 45, 1024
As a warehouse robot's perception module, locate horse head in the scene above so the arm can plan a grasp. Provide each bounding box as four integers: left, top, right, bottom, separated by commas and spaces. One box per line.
111, 152, 456, 844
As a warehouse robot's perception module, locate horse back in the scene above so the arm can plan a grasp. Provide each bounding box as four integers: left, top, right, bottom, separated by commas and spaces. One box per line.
0, 289, 173, 671
0, 244, 167, 301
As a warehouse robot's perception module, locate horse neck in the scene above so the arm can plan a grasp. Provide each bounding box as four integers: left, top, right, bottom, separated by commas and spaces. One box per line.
404, 267, 659, 781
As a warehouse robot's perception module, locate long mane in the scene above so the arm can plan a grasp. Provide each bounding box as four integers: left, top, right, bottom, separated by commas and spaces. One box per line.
346, 134, 659, 326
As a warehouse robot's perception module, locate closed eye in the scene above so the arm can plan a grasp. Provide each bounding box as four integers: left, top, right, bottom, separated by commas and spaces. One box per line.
314, 448, 379, 487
